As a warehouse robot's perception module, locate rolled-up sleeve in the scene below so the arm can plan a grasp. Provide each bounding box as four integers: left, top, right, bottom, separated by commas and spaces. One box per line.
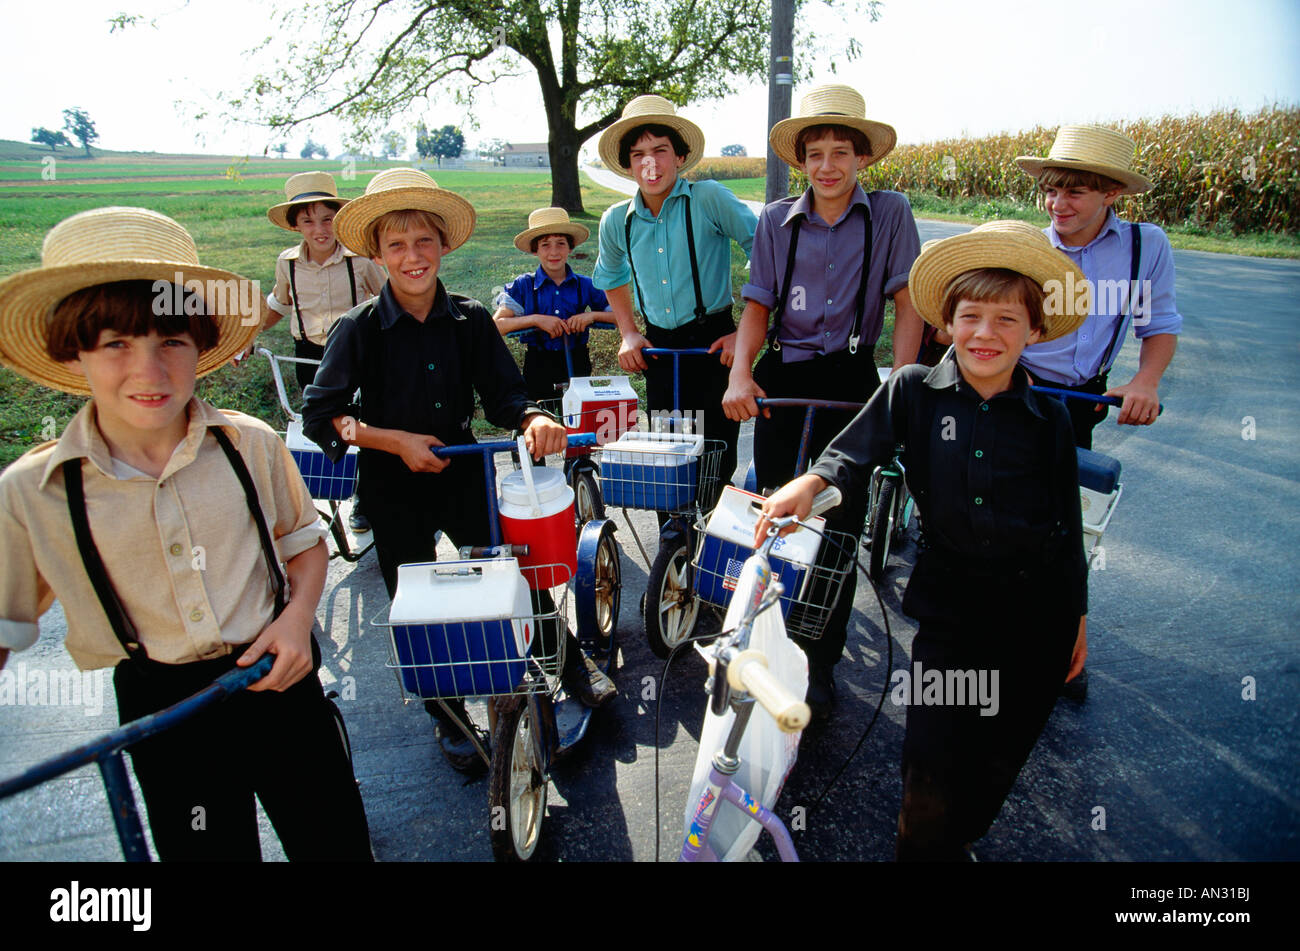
302, 314, 364, 463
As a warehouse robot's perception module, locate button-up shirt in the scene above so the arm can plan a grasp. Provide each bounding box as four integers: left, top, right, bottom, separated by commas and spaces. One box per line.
0, 399, 326, 670
592, 177, 756, 329
270, 240, 386, 345
743, 185, 920, 362
301, 281, 540, 487
494, 265, 610, 352
1020, 211, 1182, 386
809, 351, 1087, 619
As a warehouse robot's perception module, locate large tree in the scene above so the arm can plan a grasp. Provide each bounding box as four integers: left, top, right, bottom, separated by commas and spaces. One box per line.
221, 0, 864, 214
62, 108, 99, 158
416, 124, 465, 165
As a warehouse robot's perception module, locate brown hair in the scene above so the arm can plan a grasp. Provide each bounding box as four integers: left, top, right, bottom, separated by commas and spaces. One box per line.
618, 124, 690, 169
1037, 166, 1124, 194
529, 232, 574, 254
287, 199, 342, 228
795, 124, 871, 163
369, 209, 448, 255
45, 280, 220, 362
940, 268, 1046, 334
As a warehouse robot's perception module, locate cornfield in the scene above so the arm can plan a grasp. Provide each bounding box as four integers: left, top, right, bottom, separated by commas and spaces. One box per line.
684, 156, 767, 181
785, 107, 1298, 234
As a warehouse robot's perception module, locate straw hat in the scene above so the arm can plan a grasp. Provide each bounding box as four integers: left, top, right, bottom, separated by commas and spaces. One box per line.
769, 85, 897, 169
513, 207, 590, 253
266, 171, 351, 231
332, 167, 476, 257
0, 207, 262, 395
907, 220, 1090, 342
1015, 125, 1152, 195
597, 95, 705, 179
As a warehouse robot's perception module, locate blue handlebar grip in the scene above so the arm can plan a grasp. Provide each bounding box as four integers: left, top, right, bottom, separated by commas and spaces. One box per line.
432, 431, 598, 457
1031, 385, 1163, 416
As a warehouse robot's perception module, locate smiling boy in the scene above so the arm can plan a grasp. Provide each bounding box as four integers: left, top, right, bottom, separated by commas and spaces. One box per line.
759, 221, 1089, 860
722, 85, 923, 718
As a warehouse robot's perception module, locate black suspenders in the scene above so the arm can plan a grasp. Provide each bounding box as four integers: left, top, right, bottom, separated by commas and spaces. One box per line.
767, 191, 874, 355
1097, 222, 1143, 374
289, 255, 360, 342
624, 191, 708, 324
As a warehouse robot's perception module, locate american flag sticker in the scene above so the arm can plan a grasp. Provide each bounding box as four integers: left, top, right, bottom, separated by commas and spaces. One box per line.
722, 558, 745, 591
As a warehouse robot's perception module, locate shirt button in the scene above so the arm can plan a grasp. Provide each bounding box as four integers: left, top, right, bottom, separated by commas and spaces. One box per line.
824, 331, 831, 337
665, 308, 671, 314
980, 403, 989, 412
830, 226, 836, 233
827, 299, 833, 305
658, 248, 664, 253
828, 263, 834, 270
427, 363, 435, 370
974, 450, 983, 458
974, 497, 983, 505
169, 543, 183, 556
189, 609, 204, 622
662, 279, 667, 284
435, 402, 442, 409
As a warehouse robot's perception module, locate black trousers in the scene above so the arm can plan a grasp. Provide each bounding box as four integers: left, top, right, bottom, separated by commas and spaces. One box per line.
1037, 373, 1110, 450
523, 345, 592, 403
292, 337, 326, 390
751, 347, 879, 667
114, 638, 372, 862
644, 310, 740, 506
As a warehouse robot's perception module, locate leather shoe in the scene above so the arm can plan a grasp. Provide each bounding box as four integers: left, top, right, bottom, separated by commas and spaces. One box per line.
562, 650, 617, 708
806, 662, 835, 721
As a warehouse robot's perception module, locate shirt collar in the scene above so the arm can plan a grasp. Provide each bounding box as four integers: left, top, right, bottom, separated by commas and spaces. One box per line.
631, 175, 691, 219
532, 264, 575, 290
40, 398, 240, 489
783, 183, 871, 228
286, 240, 351, 266
1047, 208, 1121, 252
375, 279, 461, 330
922, 349, 1047, 419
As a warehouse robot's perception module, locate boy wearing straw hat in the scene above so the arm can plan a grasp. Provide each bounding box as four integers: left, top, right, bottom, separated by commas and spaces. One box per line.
303, 169, 614, 770
0, 207, 373, 860
592, 95, 757, 490
1014, 125, 1181, 452
757, 221, 1090, 859
492, 207, 614, 401
723, 83, 924, 719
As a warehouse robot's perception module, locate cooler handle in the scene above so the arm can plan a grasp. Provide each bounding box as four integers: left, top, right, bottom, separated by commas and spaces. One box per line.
515, 436, 544, 517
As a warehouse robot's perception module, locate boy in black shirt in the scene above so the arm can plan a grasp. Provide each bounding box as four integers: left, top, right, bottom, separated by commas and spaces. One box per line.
758, 221, 1089, 859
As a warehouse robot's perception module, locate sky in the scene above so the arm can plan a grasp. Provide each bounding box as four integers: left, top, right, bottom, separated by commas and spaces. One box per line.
3, 0, 1297, 160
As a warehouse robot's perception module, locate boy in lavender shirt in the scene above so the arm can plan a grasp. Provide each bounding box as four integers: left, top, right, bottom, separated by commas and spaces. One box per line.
723, 85, 923, 719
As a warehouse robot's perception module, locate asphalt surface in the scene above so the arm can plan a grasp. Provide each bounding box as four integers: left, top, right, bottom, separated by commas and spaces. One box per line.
1, 222, 1296, 864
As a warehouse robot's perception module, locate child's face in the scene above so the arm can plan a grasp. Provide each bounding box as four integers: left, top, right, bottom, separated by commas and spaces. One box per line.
66, 328, 198, 439
1040, 183, 1121, 246
628, 132, 684, 201
799, 132, 868, 209
534, 234, 572, 274
373, 221, 448, 300
947, 297, 1041, 395
294, 203, 339, 255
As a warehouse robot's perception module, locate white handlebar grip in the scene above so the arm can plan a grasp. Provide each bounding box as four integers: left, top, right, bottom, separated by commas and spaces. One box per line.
727, 650, 811, 733
809, 486, 842, 518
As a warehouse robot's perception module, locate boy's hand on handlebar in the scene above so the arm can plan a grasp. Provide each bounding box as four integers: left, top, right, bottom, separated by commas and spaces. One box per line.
532, 314, 567, 338
722, 374, 768, 422
240, 608, 314, 692
1106, 380, 1161, 426
397, 431, 449, 473
707, 332, 737, 368
567, 312, 596, 332
618, 331, 651, 372
754, 474, 828, 547
522, 413, 567, 458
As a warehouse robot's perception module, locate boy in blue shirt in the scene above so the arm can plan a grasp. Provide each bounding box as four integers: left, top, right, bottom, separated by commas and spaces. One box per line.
758, 221, 1090, 860
492, 207, 614, 401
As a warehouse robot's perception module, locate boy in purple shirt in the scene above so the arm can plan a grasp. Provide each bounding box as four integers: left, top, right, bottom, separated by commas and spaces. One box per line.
723, 85, 923, 719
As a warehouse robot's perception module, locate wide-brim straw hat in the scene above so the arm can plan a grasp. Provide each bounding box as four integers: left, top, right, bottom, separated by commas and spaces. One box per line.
333, 167, 476, 257
513, 207, 590, 253
0, 207, 262, 396
597, 95, 705, 179
267, 171, 351, 231
1015, 125, 1152, 195
908, 220, 1091, 343
769, 84, 897, 169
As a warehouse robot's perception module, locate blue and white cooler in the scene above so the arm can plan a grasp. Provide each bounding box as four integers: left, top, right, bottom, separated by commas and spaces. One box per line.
600, 431, 704, 511
285, 418, 358, 500
386, 558, 535, 698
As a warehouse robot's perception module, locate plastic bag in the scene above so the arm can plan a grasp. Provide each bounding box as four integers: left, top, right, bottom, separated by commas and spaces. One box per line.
682, 563, 808, 861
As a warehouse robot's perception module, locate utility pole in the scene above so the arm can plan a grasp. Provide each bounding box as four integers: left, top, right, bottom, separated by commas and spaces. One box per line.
765, 0, 795, 204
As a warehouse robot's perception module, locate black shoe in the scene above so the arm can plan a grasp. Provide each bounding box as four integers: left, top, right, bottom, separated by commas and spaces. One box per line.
562, 650, 617, 708
806, 662, 836, 721
427, 700, 487, 773
348, 496, 371, 534
1061, 667, 1089, 702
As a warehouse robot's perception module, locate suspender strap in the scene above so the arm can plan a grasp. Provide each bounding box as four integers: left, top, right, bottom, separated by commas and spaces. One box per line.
766, 213, 805, 351
288, 258, 307, 342
62, 459, 146, 665
210, 427, 287, 615
623, 190, 708, 325
847, 202, 873, 355
1098, 222, 1142, 374
345, 255, 357, 307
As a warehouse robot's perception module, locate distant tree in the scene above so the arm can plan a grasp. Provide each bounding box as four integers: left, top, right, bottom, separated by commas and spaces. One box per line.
478, 137, 507, 164
301, 138, 330, 159
721, 144, 747, 157
314, 143, 330, 159
273, 143, 289, 157
62, 108, 99, 158
420, 125, 463, 166
31, 127, 70, 152
381, 130, 406, 158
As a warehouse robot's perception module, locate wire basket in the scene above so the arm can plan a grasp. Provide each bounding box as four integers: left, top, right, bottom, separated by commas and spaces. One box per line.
600, 436, 724, 514
375, 560, 570, 700
692, 527, 857, 641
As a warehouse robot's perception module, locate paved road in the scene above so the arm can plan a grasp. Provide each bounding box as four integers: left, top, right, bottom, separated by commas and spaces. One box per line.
2, 206, 1296, 862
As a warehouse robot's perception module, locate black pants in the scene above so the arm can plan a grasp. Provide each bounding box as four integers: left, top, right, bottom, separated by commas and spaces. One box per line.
1038, 373, 1110, 450
114, 638, 372, 862
644, 310, 740, 506
751, 347, 879, 667
293, 338, 326, 390
523, 345, 592, 403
